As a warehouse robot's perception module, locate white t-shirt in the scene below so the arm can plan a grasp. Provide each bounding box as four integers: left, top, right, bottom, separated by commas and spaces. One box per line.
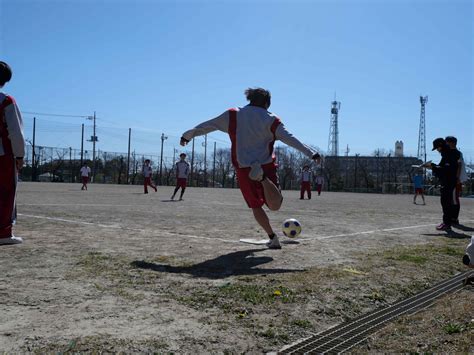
80, 166, 91, 177
176, 161, 190, 179
143, 165, 153, 178
459, 152, 468, 183
182, 105, 316, 168
301, 171, 312, 182
315, 176, 324, 185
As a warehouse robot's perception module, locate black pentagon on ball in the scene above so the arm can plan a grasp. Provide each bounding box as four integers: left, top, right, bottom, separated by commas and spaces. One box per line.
284, 222, 290, 228
291, 230, 297, 236
294, 221, 300, 226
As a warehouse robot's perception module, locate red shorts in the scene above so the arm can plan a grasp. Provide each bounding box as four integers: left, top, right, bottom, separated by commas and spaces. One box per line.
236, 162, 279, 208
177, 178, 187, 189
415, 188, 423, 194
82, 176, 89, 184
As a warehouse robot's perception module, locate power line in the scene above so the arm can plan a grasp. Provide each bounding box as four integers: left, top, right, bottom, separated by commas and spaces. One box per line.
22, 111, 91, 118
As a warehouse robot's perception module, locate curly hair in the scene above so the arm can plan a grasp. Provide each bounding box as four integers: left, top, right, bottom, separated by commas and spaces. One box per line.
244, 87, 271, 108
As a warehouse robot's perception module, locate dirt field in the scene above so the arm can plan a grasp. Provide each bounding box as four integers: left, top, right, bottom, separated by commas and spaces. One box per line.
1, 182, 473, 353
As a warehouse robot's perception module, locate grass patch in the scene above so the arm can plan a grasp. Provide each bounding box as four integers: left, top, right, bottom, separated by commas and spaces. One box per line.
292, 319, 312, 328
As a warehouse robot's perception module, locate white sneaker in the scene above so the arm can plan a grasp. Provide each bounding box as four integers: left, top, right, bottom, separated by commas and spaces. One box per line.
0, 236, 23, 245
463, 236, 474, 267
266, 235, 281, 249
249, 162, 264, 181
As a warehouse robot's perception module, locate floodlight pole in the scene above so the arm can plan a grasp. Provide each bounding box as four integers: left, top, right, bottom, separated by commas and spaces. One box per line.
127, 128, 131, 184
159, 133, 168, 185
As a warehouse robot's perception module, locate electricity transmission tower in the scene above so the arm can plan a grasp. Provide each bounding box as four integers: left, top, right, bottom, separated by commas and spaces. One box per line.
417, 96, 428, 163
328, 97, 341, 156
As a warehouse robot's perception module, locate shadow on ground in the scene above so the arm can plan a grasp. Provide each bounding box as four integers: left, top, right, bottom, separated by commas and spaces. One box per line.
421, 230, 471, 239
131, 249, 304, 279
453, 224, 474, 232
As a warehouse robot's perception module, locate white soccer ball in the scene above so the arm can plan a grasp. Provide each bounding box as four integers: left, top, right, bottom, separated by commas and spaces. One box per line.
282, 218, 302, 238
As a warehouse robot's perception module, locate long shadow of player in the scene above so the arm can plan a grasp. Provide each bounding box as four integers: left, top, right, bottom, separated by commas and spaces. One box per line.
130, 249, 303, 279
453, 224, 474, 232
421, 231, 471, 239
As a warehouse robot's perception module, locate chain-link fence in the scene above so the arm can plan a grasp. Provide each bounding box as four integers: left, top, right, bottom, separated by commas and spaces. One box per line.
20, 144, 474, 196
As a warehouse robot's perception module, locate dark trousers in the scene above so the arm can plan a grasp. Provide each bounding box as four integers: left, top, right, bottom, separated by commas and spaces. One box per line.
0, 154, 16, 238
440, 185, 457, 226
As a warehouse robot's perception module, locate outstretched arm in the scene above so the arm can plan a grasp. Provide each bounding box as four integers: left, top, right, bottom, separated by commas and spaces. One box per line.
275, 124, 321, 163
180, 111, 229, 146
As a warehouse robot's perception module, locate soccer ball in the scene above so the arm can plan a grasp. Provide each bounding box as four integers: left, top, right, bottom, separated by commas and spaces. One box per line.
282, 218, 302, 238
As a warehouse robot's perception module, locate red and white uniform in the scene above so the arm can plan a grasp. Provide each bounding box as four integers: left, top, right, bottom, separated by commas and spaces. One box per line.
143, 165, 157, 193
80, 166, 91, 184
300, 170, 312, 199
182, 105, 316, 208
176, 160, 190, 188
315, 175, 324, 194
0, 93, 25, 239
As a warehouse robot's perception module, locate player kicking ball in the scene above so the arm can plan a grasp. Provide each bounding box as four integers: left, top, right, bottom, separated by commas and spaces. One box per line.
171, 153, 190, 201
180, 88, 320, 249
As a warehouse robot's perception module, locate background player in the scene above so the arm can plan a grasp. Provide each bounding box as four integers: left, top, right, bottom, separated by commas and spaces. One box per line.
180, 87, 320, 249
300, 165, 312, 200
80, 163, 91, 190
143, 159, 157, 194
314, 174, 324, 196
412, 171, 425, 205
171, 153, 190, 201
0, 61, 25, 245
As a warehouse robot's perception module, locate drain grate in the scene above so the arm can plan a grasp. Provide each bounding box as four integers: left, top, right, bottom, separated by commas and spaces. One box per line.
279, 271, 473, 354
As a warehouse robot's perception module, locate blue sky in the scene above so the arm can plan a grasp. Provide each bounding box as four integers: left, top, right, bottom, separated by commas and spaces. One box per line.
1, 0, 472, 163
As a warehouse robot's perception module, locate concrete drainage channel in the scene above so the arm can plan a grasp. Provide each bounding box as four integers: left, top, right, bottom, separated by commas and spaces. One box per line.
278, 271, 473, 354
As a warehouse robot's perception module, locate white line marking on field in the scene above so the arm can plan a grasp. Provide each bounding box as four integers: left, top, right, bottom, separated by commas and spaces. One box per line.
298, 220, 474, 241
18, 214, 240, 244
18, 203, 139, 207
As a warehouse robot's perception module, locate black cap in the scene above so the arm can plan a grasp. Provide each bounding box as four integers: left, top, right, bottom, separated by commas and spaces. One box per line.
432, 138, 445, 151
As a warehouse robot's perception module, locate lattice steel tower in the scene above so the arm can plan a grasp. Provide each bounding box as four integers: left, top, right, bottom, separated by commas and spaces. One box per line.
328, 98, 341, 156
417, 96, 428, 162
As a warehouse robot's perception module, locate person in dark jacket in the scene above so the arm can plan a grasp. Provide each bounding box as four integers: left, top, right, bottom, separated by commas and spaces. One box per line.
424, 138, 460, 232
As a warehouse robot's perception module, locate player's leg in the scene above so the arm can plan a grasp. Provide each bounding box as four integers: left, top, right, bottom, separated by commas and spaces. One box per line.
307, 182, 312, 200
437, 186, 452, 230
144, 177, 149, 194
317, 184, 322, 195
414, 191, 417, 204
300, 183, 304, 199
252, 207, 274, 235
421, 191, 426, 205
0, 155, 22, 244
150, 179, 157, 192
237, 167, 281, 248
260, 164, 282, 211
171, 184, 179, 200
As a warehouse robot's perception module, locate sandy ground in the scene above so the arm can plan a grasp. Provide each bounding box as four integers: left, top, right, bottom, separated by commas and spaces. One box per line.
1, 182, 473, 353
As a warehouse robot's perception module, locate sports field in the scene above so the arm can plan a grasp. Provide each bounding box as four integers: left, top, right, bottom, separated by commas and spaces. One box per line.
1, 183, 473, 353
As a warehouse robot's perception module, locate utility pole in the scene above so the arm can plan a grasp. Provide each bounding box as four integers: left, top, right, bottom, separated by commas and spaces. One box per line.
159, 133, 168, 185
69, 147, 72, 182
203, 134, 208, 187
32, 117, 36, 181
86, 112, 98, 182
80, 123, 84, 168
213, 141, 216, 187
191, 138, 195, 186
127, 128, 131, 184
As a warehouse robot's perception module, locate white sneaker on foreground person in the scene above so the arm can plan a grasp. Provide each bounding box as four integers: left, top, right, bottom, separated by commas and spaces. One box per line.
0, 235, 23, 245
266, 234, 281, 249
462, 236, 474, 268
249, 162, 264, 181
